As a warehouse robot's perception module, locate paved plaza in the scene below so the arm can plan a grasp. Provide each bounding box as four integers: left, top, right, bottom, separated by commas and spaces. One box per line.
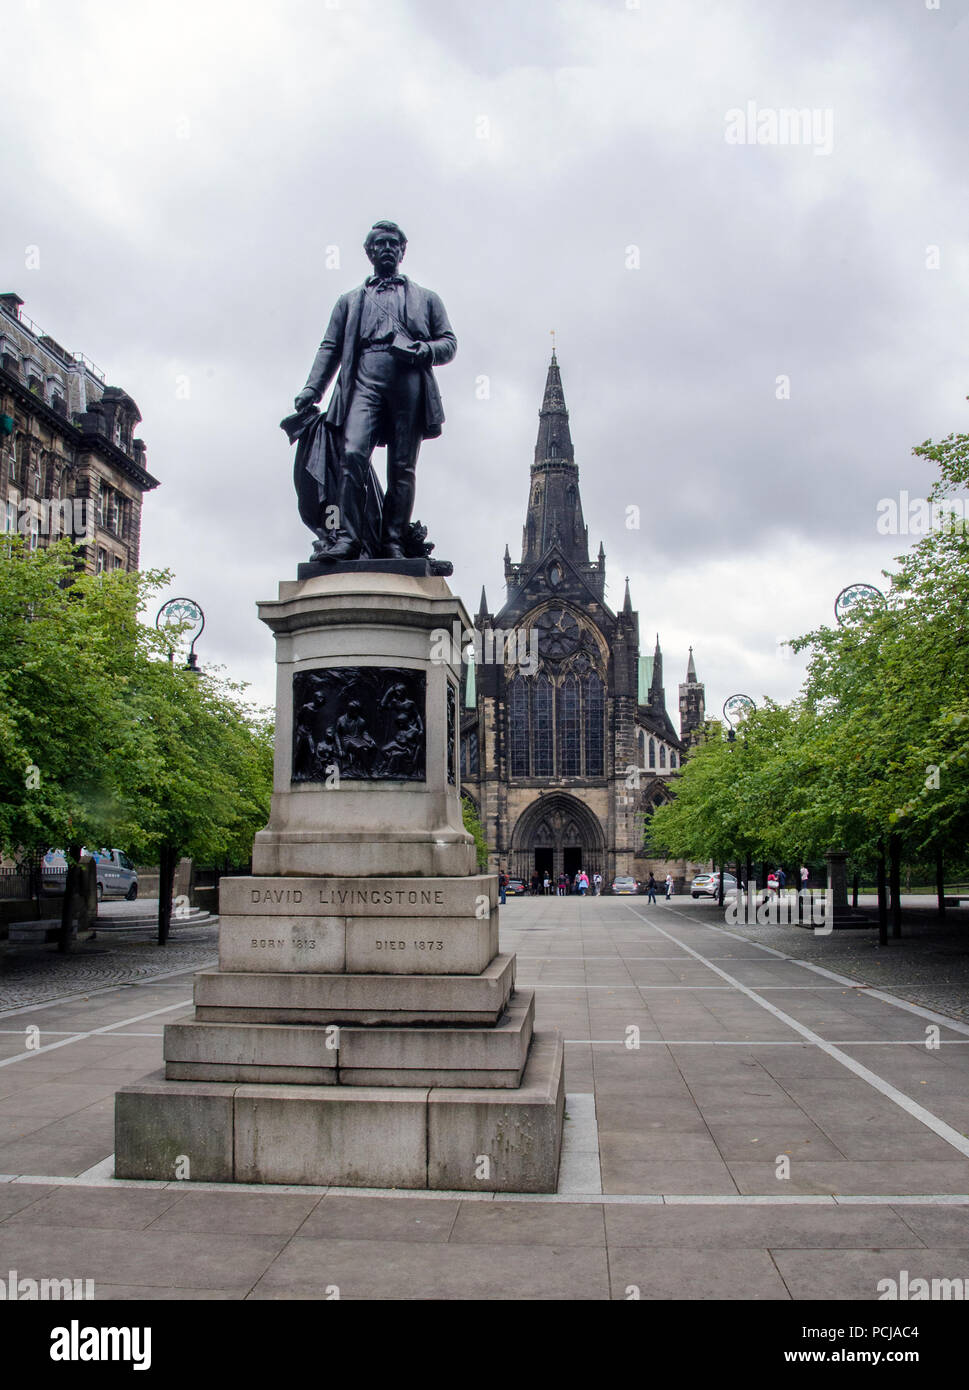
1, 895, 968, 1300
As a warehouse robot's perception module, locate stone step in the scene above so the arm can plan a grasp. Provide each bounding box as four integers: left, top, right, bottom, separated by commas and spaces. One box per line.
192, 952, 516, 1026
116, 1030, 565, 1191
164, 991, 534, 1088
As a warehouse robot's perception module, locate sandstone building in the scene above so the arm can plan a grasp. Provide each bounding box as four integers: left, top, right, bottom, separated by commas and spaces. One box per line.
0, 292, 157, 572
460, 352, 705, 886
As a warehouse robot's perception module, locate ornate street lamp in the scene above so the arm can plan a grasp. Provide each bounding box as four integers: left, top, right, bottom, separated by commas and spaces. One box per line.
834, 582, 885, 626
722, 693, 756, 742
155, 597, 205, 674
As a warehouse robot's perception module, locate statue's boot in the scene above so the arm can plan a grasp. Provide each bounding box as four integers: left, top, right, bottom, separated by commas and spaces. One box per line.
329, 456, 366, 559
381, 467, 416, 559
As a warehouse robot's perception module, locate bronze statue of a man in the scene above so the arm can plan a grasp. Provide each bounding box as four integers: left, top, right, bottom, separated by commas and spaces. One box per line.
291, 220, 456, 561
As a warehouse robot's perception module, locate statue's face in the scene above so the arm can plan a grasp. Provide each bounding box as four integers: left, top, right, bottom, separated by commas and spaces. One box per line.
367, 232, 404, 277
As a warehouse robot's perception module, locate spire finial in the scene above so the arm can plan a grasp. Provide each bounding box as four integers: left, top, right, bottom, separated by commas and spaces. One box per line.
550, 328, 556, 359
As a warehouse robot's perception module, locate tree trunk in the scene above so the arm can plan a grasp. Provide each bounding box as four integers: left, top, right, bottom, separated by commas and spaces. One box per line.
876, 840, 888, 947
936, 845, 946, 920
157, 842, 177, 946
889, 833, 902, 939
57, 841, 83, 954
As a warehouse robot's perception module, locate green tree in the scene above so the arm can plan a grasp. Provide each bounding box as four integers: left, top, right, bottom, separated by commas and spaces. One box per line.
0, 538, 272, 949
461, 795, 489, 871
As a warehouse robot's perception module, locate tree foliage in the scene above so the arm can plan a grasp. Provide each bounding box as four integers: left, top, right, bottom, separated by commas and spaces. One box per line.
0, 538, 273, 941
649, 422, 969, 876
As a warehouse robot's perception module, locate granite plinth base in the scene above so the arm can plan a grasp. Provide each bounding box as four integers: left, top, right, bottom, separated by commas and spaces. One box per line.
115, 1030, 565, 1191
192, 953, 516, 1026
217, 873, 499, 975
164, 990, 535, 1088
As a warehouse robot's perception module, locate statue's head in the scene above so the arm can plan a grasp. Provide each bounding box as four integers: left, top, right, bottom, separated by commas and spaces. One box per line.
365, 220, 407, 274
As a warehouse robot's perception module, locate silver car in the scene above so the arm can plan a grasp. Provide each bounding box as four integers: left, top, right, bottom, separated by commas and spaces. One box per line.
691, 872, 737, 899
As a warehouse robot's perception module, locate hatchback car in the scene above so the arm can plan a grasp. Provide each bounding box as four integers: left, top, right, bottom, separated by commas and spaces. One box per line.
611, 876, 639, 895
505, 878, 527, 895
691, 872, 737, 899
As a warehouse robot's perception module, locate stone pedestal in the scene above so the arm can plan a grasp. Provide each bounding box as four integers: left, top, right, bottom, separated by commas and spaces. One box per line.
115, 572, 564, 1192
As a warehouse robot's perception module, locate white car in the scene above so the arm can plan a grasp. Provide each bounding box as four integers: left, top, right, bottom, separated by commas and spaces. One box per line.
42, 848, 139, 902
691, 872, 737, 899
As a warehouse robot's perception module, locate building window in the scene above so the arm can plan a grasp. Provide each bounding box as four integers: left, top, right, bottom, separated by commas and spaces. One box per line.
96, 547, 107, 574
670, 750, 677, 769
532, 675, 554, 777
659, 744, 666, 769
96, 485, 105, 526
649, 738, 656, 769
468, 730, 478, 777
509, 675, 528, 777
5, 500, 16, 534
113, 555, 124, 570
29, 515, 40, 551
557, 676, 580, 776
583, 672, 604, 776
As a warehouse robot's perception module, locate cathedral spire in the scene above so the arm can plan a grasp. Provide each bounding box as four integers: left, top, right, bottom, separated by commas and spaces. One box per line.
534, 351, 575, 465
651, 634, 664, 696
520, 351, 588, 569
623, 576, 633, 615
686, 645, 697, 681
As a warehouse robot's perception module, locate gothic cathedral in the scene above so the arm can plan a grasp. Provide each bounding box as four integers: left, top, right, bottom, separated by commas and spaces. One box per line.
459, 352, 706, 887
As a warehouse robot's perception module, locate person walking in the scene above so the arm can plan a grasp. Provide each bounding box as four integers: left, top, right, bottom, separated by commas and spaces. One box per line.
646, 872, 657, 904
593, 871, 602, 896
800, 864, 809, 892
776, 866, 787, 893
578, 870, 589, 896
543, 872, 550, 896
664, 872, 673, 901
498, 869, 508, 906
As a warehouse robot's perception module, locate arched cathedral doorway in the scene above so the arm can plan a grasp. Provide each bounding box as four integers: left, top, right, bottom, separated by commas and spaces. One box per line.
509, 793, 605, 884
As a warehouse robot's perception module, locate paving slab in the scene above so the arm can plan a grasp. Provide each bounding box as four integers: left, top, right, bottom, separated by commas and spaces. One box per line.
3, 896, 969, 1298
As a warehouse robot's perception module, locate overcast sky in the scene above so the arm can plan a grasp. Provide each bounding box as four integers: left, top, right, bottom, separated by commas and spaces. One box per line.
4, 0, 968, 718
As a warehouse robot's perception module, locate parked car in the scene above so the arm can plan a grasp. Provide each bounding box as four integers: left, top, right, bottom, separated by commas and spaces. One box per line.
691, 872, 737, 899
42, 849, 139, 902
505, 878, 527, 896
610, 876, 639, 895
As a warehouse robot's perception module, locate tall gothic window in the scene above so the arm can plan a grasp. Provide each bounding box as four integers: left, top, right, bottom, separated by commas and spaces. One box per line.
510, 675, 528, 777
649, 738, 656, 769
532, 675, 554, 777
557, 676, 580, 775
583, 672, 604, 776
670, 750, 677, 769
659, 744, 666, 769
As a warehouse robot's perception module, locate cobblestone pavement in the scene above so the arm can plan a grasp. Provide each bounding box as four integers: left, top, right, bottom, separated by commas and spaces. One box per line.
0, 924, 218, 1010
686, 895, 969, 1023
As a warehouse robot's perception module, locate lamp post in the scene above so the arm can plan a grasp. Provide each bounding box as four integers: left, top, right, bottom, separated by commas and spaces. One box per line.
155, 597, 205, 675
834, 583, 888, 939
719, 695, 756, 901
